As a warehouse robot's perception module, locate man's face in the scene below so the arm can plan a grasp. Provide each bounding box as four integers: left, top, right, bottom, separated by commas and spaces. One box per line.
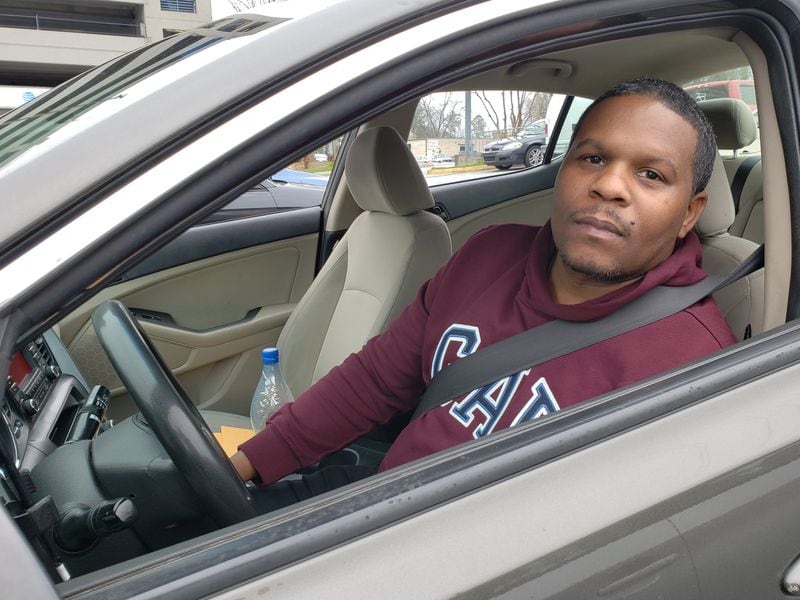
551, 94, 707, 284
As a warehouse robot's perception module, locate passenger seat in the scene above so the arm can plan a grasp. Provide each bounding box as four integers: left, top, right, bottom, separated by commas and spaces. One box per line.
204, 126, 453, 432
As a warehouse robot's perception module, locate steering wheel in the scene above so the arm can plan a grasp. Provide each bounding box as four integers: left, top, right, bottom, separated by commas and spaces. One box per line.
92, 300, 258, 527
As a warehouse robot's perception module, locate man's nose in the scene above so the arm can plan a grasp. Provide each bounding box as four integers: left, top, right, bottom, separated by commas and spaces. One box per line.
590, 164, 631, 204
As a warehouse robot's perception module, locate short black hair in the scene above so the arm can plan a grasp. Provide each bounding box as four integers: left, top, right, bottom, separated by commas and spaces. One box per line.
569, 77, 716, 195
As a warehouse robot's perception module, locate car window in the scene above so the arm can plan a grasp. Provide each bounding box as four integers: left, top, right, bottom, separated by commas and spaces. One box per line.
683, 67, 760, 157
0, 20, 284, 171
550, 94, 593, 158
208, 135, 344, 221
409, 89, 562, 187
740, 82, 757, 107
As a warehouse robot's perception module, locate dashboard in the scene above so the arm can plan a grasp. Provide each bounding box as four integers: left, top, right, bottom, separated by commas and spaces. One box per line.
2, 331, 98, 478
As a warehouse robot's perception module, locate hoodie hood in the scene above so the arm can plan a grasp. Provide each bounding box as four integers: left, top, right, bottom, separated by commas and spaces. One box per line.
521, 220, 707, 322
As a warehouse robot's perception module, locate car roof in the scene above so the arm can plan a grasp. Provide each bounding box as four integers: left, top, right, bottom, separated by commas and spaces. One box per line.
0, 0, 450, 249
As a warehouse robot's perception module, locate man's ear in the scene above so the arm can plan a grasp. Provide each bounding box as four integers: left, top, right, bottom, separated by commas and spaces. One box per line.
678, 191, 708, 239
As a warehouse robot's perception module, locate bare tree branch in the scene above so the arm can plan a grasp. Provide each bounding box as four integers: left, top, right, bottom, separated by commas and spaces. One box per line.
476, 90, 551, 138
411, 94, 463, 138
228, 0, 282, 12
475, 91, 501, 133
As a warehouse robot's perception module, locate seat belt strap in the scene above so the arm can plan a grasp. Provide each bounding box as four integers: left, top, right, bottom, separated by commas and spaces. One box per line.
411, 244, 764, 421
731, 155, 760, 212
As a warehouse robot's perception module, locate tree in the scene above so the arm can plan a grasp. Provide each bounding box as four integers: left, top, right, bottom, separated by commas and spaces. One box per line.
411, 93, 463, 139
228, 0, 283, 12
471, 114, 487, 138
475, 91, 551, 137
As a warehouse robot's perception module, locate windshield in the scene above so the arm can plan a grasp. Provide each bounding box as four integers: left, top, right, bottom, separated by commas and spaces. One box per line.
0, 15, 284, 170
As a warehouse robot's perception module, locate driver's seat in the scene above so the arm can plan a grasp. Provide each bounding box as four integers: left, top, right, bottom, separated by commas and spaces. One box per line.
205, 126, 452, 430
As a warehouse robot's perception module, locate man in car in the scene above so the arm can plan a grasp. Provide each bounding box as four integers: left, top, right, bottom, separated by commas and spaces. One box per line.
232, 78, 737, 507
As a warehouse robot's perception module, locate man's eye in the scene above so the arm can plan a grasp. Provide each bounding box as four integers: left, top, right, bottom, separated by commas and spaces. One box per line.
641, 169, 662, 181
583, 155, 603, 165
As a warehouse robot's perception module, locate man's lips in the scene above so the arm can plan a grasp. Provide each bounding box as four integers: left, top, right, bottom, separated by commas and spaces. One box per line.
573, 215, 625, 237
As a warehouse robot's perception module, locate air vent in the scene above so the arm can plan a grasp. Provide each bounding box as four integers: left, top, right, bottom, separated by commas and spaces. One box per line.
30, 337, 53, 368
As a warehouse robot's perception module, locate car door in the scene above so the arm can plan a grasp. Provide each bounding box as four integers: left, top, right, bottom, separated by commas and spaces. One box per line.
6, 0, 800, 598
55, 146, 344, 421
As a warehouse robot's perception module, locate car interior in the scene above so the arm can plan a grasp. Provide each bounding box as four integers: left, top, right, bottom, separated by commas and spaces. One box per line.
7, 14, 792, 583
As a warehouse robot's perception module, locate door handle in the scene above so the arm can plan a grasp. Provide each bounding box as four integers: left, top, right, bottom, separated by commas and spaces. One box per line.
784, 556, 800, 594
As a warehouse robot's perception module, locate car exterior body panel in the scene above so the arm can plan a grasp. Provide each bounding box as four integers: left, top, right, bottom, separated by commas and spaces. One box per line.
0, 0, 454, 248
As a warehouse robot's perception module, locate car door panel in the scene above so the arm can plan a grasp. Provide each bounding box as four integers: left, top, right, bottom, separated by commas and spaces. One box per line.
447, 187, 554, 249
58, 227, 319, 420
672, 440, 800, 599
430, 162, 559, 249
200, 347, 800, 600
487, 521, 699, 600
122, 206, 322, 279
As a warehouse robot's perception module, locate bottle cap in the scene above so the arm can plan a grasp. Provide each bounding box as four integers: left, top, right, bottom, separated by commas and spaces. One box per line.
261, 347, 279, 364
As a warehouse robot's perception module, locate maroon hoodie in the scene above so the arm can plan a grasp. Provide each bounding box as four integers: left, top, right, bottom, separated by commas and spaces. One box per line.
240, 222, 737, 484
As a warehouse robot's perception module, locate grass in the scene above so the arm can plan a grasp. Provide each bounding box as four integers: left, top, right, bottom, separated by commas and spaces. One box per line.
428, 162, 494, 174
307, 162, 335, 173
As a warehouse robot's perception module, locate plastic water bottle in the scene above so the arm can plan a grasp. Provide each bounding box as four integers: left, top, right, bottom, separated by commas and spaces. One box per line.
249, 348, 294, 432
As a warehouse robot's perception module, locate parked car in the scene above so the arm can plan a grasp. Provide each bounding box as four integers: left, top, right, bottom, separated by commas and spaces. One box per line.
272, 167, 329, 186
0, 1, 799, 599
209, 178, 324, 221
481, 119, 547, 169
684, 79, 757, 111
431, 155, 455, 167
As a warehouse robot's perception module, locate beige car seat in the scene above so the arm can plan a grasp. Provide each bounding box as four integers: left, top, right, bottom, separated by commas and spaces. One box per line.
698, 98, 764, 245
278, 126, 453, 396
728, 159, 764, 244
205, 126, 452, 430
696, 152, 764, 340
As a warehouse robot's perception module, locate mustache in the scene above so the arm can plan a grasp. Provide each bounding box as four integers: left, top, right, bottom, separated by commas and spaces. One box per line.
569, 208, 630, 237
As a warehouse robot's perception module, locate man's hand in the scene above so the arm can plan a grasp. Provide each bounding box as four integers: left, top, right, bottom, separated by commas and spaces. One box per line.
231, 450, 257, 482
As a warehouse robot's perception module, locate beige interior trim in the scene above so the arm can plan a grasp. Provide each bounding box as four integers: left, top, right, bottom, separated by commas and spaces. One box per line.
142, 304, 295, 356
734, 31, 790, 328
448, 188, 554, 250
59, 234, 317, 345
61, 234, 318, 418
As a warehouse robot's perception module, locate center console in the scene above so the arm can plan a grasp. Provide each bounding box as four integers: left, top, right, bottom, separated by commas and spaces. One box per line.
3, 332, 103, 472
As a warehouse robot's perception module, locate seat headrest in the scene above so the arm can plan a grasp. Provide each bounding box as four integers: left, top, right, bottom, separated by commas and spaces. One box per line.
696, 152, 735, 237
345, 126, 435, 215
697, 98, 757, 150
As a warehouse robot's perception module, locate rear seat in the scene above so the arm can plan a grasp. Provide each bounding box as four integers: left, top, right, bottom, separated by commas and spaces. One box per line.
696, 99, 764, 340
697, 98, 763, 245
729, 158, 764, 244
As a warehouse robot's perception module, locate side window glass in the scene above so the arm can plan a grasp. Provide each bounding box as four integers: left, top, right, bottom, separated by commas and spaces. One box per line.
683, 67, 759, 158
212, 136, 344, 221
409, 90, 561, 186
550, 95, 593, 159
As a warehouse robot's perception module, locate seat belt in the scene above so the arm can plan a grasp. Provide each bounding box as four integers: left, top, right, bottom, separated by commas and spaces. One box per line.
730, 155, 760, 212
411, 244, 764, 421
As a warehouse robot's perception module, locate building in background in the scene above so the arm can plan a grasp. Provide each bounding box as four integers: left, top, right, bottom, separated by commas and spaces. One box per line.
0, 0, 212, 91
